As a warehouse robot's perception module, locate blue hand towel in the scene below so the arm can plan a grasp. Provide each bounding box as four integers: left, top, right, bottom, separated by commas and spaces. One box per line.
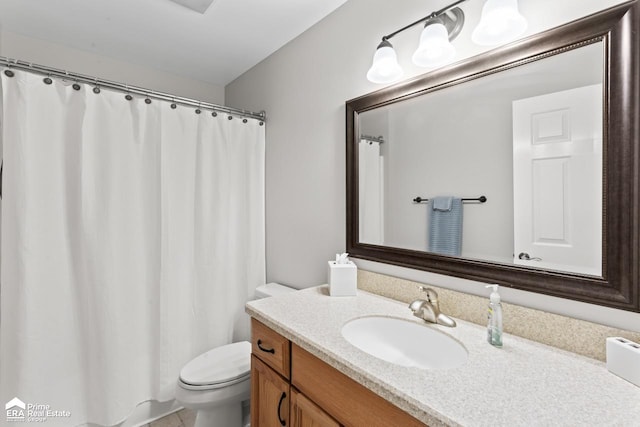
432, 196, 453, 211
428, 197, 463, 256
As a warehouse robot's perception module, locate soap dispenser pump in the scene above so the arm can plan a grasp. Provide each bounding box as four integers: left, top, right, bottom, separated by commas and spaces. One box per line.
485, 285, 503, 348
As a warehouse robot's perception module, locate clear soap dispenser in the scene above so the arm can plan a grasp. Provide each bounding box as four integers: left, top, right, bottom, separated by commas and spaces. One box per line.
485, 285, 503, 348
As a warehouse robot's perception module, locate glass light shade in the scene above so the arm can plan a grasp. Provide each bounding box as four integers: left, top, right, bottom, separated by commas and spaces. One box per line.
366, 42, 404, 84
471, 0, 527, 46
412, 22, 456, 68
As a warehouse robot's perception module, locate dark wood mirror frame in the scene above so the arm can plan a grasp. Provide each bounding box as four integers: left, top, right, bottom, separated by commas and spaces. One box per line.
346, 1, 639, 312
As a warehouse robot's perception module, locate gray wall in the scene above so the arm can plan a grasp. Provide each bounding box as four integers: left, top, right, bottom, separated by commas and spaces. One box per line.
225, 0, 640, 331
381, 82, 514, 261
0, 31, 225, 103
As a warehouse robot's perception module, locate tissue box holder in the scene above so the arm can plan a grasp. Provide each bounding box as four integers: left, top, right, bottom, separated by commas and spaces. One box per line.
606, 337, 640, 388
328, 261, 357, 296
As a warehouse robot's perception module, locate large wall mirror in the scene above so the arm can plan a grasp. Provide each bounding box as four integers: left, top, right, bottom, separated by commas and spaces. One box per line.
346, 1, 639, 312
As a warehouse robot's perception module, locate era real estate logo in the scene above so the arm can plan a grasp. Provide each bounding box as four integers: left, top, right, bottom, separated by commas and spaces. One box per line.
5, 397, 71, 423
5, 397, 25, 422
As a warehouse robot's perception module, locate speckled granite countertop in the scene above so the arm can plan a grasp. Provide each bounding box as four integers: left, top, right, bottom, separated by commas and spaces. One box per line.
245, 286, 640, 427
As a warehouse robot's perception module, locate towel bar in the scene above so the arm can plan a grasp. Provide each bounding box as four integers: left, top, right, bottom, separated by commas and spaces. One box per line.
413, 196, 487, 204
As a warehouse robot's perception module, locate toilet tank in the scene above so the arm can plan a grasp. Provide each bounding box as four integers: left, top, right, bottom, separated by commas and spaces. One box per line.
255, 282, 296, 299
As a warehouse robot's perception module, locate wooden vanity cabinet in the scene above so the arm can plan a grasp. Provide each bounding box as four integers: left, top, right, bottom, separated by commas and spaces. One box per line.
250, 318, 426, 427
290, 388, 340, 427
291, 345, 425, 427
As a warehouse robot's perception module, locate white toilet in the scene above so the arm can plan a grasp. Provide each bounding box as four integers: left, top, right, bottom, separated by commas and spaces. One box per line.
175, 283, 295, 427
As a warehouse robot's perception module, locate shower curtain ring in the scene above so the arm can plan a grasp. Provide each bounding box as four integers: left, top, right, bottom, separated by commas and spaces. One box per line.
4, 64, 14, 78
43, 74, 53, 85
93, 78, 101, 94
195, 102, 201, 114
170, 98, 177, 109
144, 92, 151, 104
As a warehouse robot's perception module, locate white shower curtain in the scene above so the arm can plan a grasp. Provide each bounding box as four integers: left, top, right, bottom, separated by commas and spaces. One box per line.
358, 139, 384, 245
0, 70, 265, 426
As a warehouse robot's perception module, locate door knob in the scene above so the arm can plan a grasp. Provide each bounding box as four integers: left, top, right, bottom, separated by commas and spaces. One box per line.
518, 252, 542, 261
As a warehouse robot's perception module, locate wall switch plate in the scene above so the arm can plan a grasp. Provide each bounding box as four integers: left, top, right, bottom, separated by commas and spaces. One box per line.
606, 337, 640, 388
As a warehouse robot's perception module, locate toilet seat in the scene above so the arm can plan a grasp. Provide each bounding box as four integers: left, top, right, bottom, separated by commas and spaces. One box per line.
179, 341, 251, 391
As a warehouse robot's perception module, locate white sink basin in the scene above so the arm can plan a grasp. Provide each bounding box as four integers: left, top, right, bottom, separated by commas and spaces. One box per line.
341, 316, 468, 370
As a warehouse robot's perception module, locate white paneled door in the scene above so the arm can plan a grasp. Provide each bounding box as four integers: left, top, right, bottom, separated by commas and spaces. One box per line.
512, 84, 602, 276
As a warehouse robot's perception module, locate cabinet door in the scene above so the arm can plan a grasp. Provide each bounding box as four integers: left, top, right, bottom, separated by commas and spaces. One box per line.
290, 388, 341, 427
252, 355, 290, 427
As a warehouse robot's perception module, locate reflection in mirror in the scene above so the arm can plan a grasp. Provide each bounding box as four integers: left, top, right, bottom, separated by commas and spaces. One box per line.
358, 42, 603, 277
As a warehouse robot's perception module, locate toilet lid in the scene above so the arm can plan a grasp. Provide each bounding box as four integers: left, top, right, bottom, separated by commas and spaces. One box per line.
180, 341, 251, 387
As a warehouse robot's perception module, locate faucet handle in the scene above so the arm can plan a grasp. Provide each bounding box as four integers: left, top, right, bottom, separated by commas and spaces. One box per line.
418, 286, 438, 304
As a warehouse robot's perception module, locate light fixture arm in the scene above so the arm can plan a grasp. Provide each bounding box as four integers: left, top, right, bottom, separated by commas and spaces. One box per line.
380, 0, 469, 42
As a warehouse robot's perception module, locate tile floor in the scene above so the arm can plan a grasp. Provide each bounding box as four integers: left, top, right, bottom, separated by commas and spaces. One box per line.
145, 409, 196, 427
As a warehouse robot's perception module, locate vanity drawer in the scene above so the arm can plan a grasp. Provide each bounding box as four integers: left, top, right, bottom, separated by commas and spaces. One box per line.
251, 318, 291, 379
292, 344, 426, 427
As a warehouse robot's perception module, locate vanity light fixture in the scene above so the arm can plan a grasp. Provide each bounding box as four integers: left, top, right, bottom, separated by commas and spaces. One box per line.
366, 0, 527, 84
366, 40, 404, 84
412, 19, 458, 68
367, 1, 465, 84
472, 0, 527, 46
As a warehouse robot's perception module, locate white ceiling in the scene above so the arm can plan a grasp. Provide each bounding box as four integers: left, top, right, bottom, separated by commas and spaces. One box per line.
0, 0, 348, 86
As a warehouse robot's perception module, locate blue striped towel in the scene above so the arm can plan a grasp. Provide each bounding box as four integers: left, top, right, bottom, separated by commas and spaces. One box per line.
428, 197, 462, 256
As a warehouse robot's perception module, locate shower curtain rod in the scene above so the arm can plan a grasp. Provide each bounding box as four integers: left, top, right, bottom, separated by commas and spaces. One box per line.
360, 134, 385, 143
0, 56, 266, 122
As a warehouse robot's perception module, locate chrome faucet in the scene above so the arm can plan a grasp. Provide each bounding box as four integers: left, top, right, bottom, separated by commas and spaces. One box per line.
408, 287, 456, 327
